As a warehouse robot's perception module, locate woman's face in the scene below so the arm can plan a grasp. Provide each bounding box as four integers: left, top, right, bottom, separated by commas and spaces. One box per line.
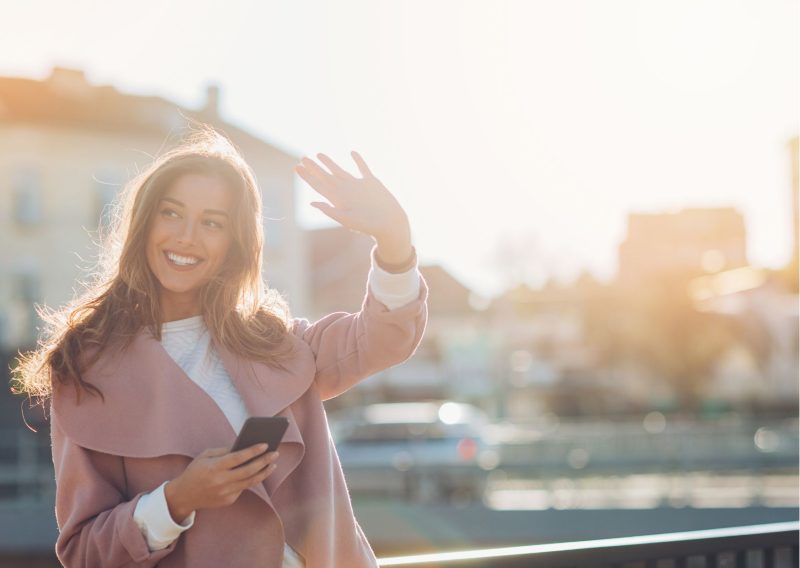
145, 173, 234, 321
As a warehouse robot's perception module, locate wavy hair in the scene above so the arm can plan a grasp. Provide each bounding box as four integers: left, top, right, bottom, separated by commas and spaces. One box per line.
12, 126, 297, 405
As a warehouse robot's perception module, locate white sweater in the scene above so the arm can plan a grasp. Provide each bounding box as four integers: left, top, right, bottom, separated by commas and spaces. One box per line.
133, 254, 421, 567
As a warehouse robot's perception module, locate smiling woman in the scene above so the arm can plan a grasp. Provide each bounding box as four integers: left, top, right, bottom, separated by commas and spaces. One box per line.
11, 125, 429, 567
146, 174, 235, 321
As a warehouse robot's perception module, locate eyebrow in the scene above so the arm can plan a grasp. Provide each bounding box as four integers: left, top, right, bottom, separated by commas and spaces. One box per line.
160, 197, 229, 218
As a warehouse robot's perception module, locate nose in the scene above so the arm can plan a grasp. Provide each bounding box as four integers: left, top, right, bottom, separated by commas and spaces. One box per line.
176, 219, 198, 246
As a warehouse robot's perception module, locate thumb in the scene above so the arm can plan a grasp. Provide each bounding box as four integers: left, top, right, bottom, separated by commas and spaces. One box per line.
310, 202, 349, 226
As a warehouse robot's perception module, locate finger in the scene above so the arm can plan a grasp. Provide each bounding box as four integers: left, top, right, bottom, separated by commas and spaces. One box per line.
252, 463, 279, 485
260, 463, 278, 480
350, 151, 373, 178
220, 443, 269, 469
295, 165, 338, 201
231, 463, 278, 494
300, 157, 336, 183
310, 201, 352, 227
231, 451, 279, 479
317, 153, 355, 180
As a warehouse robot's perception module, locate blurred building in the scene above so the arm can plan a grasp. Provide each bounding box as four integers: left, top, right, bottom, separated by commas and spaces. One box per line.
486, 201, 793, 420
686, 137, 800, 408
421, 265, 495, 402
488, 282, 614, 421
789, 136, 798, 269
689, 266, 799, 407
305, 226, 494, 409
305, 226, 375, 318
0, 67, 309, 351
618, 208, 748, 286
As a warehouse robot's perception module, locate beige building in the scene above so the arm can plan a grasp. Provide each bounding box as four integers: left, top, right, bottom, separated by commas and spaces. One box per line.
488, 282, 603, 420
789, 136, 798, 268
618, 207, 748, 286
305, 225, 496, 408
0, 67, 309, 349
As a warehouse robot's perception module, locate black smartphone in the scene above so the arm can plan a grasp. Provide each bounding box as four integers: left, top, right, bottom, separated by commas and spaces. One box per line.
231, 416, 289, 465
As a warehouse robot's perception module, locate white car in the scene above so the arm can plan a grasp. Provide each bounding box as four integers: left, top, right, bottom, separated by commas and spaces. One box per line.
331, 401, 500, 503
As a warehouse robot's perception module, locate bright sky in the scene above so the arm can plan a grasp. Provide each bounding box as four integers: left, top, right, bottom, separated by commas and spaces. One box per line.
3, 0, 798, 298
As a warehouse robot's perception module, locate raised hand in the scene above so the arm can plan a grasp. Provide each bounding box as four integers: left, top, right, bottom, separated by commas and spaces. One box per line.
294, 152, 413, 264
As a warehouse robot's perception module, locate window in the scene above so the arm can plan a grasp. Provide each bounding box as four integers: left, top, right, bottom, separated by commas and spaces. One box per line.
13, 167, 42, 226
15, 269, 41, 304
11, 265, 41, 347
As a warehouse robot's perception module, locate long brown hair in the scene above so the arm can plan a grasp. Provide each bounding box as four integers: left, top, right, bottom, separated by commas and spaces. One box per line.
11, 126, 297, 405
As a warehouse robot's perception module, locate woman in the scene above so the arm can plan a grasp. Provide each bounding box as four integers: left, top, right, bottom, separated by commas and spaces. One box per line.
12, 127, 428, 567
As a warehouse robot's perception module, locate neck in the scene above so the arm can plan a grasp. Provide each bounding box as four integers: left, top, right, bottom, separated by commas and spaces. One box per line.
160, 292, 202, 322
162, 311, 202, 323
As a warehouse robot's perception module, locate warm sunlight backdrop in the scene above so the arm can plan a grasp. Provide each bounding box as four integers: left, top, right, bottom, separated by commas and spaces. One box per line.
2, 0, 796, 298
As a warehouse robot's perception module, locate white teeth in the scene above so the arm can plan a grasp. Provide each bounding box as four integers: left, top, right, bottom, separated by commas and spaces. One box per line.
167, 252, 200, 266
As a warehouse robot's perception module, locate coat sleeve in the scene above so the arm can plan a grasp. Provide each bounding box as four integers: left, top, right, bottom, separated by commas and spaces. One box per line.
51, 415, 179, 567
291, 272, 429, 401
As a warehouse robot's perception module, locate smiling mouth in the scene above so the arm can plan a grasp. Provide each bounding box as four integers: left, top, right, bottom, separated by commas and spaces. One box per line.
164, 250, 204, 267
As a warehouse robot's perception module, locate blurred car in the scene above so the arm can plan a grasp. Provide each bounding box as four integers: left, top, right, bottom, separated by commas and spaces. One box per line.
330, 401, 500, 503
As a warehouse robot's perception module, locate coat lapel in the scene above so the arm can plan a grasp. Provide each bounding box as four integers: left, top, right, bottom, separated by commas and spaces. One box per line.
51, 327, 316, 508
211, 335, 313, 494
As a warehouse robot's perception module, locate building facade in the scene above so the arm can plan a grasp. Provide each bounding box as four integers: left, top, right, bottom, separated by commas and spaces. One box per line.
618, 208, 748, 286
0, 67, 309, 351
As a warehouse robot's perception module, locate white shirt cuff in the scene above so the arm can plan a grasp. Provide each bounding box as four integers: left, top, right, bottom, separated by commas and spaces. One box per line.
368, 248, 421, 310
133, 481, 196, 551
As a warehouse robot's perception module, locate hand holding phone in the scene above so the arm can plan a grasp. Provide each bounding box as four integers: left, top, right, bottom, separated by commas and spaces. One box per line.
166, 442, 281, 521
231, 416, 289, 466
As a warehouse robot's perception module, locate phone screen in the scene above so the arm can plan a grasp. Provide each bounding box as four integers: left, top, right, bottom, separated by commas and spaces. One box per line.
231, 416, 289, 454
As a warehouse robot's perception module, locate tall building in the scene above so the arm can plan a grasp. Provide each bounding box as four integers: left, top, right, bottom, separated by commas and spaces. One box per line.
617, 207, 748, 285
789, 136, 798, 268
0, 67, 309, 349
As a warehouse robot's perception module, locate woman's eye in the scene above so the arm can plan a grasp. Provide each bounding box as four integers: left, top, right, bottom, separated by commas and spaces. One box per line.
161, 208, 179, 218
204, 219, 224, 229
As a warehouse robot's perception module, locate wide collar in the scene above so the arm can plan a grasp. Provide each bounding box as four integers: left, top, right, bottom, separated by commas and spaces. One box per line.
50, 326, 317, 507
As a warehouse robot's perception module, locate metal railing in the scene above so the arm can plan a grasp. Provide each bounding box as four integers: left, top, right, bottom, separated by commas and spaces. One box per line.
377, 522, 799, 567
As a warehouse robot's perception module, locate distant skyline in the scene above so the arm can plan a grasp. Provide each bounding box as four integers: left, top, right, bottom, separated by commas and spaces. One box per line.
3, 0, 797, 298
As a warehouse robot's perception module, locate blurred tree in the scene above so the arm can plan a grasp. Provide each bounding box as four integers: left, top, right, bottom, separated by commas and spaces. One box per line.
580, 270, 744, 415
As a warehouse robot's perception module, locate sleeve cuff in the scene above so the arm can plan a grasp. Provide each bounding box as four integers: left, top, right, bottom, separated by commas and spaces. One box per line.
132, 481, 196, 551
368, 246, 421, 310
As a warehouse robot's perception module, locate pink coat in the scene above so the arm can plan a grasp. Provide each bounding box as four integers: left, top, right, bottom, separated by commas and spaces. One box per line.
50, 277, 428, 567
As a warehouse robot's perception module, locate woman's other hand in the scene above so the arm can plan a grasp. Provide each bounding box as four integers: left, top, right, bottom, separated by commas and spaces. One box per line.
294, 152, 413, 264
164, 444, 279, 523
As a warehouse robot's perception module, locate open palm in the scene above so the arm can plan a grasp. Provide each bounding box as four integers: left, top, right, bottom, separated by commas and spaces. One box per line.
294, 151, 410, 243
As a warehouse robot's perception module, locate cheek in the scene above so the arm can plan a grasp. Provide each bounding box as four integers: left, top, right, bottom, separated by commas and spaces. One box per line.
209, 236, 233, 268
145, 222, 170, 267
146, 226, 161, 250
147, 220, 168, 247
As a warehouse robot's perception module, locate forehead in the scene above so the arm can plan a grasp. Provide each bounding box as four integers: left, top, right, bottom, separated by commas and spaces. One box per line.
161, 173, 232, 212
